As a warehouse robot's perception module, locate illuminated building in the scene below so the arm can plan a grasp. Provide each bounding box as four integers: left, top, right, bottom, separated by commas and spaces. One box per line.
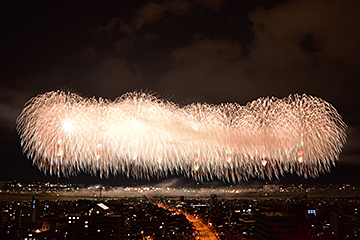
67, 202, 124, 240
254, 212, 305, 240
13, 198, 39, 230
210, 194, 218, 209
67, 214, 124, 240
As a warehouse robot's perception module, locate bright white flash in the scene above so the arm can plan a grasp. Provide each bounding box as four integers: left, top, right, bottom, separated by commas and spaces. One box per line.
62, 121, 75, 133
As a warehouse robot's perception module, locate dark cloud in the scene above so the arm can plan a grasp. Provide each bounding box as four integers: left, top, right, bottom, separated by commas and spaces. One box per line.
0, 71, 67, 132
340, 127, 360, 166
131, 0, 224, 30
158, 37, 250, 102
133, 0, 192, 30
248, 0, 360, 67
0, 87, 26, 131
299, 33, 322, 55
86, 57, 145, 99
153, 0, 359, 107
94, 18, 126, 36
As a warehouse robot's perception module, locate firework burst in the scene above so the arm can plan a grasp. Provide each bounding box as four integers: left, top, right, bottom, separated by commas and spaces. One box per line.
16, 91, 347, 182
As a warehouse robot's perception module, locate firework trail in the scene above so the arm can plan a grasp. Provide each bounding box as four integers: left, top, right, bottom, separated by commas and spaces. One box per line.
16, 91, 347, 182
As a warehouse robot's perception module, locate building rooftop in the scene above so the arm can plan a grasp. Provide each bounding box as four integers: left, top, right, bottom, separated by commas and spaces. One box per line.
261, 212, 291, 217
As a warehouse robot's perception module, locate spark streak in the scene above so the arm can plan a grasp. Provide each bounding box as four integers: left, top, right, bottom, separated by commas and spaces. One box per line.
16, 91, 347, 182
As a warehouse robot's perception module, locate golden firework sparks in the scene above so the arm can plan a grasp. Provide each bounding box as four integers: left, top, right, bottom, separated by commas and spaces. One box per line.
16, 91, 347, 182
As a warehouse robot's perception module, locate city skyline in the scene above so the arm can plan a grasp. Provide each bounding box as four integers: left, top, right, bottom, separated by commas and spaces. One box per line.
1, 182, 359, 239
0, 0, 359, 185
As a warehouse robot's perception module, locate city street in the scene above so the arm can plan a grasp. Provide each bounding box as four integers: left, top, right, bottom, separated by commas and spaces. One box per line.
155, 200, 219, 240
186, 214, 218, 240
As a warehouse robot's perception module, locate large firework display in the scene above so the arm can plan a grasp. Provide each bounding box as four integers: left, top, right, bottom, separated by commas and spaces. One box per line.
17, 91, 347, 182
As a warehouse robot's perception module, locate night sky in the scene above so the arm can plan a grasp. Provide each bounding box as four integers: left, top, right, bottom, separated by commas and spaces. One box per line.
1, 0, 359, 186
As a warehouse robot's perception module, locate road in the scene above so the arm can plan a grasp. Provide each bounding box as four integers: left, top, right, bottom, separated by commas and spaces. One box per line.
186, 214, 218, 240
155, 201, 219, 240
